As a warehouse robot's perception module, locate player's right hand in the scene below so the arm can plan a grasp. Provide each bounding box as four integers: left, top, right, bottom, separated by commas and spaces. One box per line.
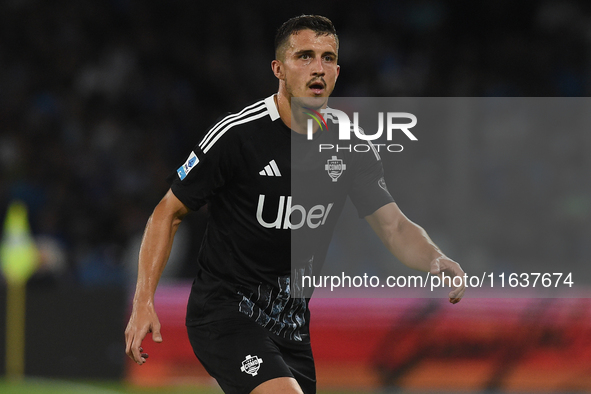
430, 256, 466, 304
125, 303, 163, 365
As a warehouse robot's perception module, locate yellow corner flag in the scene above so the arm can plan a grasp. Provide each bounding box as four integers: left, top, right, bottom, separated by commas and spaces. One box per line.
0, 200, 40, 381
1, 200, 40, 285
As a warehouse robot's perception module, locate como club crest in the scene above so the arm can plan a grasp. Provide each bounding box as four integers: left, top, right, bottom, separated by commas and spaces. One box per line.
325, 156, 346, 182
240, 354, 263, 376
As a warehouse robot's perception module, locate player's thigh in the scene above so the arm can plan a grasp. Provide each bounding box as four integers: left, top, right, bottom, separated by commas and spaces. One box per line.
250, 376, 303, 394
272, 335, 316, 394
187, 317, 295, 394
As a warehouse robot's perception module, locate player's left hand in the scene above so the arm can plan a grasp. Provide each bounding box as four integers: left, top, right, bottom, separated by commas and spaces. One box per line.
430, 256, 465, 304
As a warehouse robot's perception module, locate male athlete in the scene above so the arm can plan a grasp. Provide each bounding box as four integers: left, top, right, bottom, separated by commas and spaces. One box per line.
125, 15, 465, 394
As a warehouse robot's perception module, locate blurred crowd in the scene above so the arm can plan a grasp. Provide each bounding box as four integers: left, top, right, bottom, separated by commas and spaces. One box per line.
1, 0, 590, 286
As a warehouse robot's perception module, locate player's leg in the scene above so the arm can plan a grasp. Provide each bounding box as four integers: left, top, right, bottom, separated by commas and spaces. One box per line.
187, 316, 299, 394
250, 377, 303, 394
271, 333, 316, 394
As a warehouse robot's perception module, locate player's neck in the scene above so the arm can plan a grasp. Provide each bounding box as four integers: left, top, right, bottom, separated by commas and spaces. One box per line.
275, 91, 319, 135
275, 91, 293, 131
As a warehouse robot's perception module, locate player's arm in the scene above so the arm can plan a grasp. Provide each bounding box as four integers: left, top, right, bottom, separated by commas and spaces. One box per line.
365, 202, 465, 303
125, 189, 190, 364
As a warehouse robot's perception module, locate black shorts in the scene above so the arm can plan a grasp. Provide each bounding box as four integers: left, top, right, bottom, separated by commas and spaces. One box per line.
187, 315, 316, 394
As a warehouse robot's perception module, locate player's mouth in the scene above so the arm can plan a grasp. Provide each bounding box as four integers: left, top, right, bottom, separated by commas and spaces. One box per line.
308, 80, 326, 95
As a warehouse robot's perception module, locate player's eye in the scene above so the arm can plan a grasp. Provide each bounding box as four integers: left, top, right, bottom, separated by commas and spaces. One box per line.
300, 54, 310, 60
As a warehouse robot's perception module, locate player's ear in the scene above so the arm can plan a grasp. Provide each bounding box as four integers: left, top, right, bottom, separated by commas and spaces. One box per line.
271, 59, 285, 80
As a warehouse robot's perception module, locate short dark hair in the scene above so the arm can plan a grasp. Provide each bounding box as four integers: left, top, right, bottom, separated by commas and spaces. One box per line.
274, 15, 338, 60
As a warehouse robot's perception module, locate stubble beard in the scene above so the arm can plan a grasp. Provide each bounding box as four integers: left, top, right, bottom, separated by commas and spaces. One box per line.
286, 78, 329, 111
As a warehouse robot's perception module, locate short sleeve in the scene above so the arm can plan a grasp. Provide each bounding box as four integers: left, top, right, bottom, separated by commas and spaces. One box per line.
348, 147, 394, 218
169, 121, 241, 211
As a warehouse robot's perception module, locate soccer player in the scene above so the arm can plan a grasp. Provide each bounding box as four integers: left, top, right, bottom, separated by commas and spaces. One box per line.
125, 15, 465, 394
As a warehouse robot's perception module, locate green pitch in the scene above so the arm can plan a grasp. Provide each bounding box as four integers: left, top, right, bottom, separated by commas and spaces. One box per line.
0, 378, 370, 394
0, 379, 222, 394
1, 379, 220, 394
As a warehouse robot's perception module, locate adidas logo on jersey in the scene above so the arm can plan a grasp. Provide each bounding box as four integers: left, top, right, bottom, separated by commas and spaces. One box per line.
259, 160, 281, 177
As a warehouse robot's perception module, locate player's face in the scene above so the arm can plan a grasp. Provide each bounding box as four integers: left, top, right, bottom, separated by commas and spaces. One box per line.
278, 29, 340, 108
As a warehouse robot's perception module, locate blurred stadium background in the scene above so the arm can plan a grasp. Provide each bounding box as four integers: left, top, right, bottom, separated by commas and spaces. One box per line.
1, 0, 591, 392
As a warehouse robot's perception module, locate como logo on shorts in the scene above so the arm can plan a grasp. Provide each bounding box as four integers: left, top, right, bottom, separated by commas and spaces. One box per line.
240, 354, 263, 376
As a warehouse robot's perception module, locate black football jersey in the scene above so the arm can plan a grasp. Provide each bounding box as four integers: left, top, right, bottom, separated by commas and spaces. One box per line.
170, 95, 393, 341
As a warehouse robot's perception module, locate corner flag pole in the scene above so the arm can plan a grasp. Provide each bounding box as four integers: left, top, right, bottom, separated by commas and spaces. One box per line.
0, 200, 40, 381
5, 277, 27, 380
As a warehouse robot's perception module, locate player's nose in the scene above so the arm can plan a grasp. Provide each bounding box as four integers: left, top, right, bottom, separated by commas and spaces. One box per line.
310, 56, 325, 76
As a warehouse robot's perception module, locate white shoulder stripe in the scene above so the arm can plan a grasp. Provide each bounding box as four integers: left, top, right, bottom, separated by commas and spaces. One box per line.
367, 139, 381, 161
264, 95, 280, 121
199, 100, 266, 149
354, 125, 381, 161
202, 110, 269, 153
